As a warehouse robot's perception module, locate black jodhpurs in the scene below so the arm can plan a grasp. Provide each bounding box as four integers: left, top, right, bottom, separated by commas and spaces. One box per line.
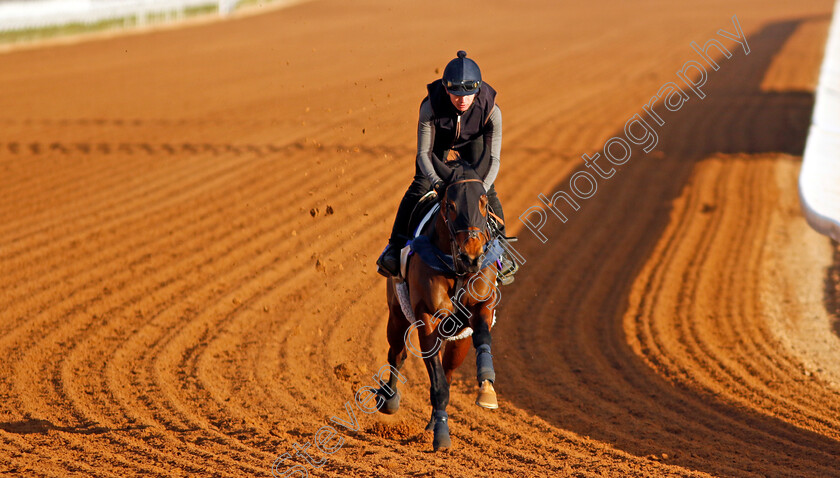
388, 162, 504, 246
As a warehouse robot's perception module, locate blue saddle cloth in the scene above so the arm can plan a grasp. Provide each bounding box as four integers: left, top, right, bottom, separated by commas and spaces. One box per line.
410, 235, 504, 276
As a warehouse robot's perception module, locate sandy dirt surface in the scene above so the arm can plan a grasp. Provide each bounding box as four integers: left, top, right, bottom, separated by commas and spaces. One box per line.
0, 0, 839, 476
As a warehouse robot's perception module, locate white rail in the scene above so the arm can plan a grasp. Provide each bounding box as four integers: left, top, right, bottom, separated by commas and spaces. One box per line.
799, 0, 840, 241
0, 0, 236, 32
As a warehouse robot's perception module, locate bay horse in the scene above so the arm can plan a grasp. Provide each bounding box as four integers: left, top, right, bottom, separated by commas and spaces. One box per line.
375, 162, 501, 451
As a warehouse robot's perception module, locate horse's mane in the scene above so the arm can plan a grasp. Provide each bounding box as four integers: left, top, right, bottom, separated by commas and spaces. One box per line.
441, 160, 482, 185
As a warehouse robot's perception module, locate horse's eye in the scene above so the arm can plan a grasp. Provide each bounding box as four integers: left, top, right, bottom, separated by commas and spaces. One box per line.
448, 201, 457, 213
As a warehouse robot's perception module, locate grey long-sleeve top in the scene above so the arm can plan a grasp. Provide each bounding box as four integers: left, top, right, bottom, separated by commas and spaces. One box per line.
416, 102, 502, 191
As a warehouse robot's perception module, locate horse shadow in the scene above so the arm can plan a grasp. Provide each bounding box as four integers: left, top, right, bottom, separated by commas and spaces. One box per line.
486, 15, 840, 477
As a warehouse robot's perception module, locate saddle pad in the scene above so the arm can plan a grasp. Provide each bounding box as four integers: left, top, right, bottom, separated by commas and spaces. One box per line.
411, 235, 504, 276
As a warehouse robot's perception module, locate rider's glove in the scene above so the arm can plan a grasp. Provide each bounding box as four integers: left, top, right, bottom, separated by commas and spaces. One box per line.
433, 180, 445, 198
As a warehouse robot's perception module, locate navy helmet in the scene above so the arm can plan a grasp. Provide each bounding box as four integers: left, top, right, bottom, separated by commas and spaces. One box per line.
442, 50, 481, 96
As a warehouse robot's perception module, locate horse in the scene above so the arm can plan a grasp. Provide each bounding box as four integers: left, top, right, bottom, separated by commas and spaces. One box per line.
375, 162, 502, 451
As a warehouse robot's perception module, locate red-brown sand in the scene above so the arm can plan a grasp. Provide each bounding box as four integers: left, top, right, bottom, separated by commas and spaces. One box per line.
0, 0, 838, 476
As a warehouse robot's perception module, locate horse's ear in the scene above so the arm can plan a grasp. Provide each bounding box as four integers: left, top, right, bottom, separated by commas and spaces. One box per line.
473, 153, 491, 181
468, 164, 482, 180
430, 152, 454, 181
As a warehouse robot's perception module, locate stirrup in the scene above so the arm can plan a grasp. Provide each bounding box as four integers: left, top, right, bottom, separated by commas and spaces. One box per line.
376, 265, 393, 278
376, 244, 401, 278
496, 251, 519, 286
497, 265, 517, 285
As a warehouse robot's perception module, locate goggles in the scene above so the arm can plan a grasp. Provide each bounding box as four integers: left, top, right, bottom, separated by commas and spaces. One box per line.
445, 80, 481, 93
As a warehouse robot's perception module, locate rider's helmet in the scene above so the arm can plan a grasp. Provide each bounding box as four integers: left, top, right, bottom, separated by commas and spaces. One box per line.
442, 50, 481, 96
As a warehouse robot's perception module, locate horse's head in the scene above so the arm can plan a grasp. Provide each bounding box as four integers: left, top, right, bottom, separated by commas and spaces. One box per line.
438, 162, 490, 275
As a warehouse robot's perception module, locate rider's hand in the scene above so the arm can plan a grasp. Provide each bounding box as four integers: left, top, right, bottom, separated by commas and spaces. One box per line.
433, 180, 445, 197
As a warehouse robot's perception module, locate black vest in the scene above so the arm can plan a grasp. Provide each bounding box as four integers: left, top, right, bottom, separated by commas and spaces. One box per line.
424, 79, 497, 167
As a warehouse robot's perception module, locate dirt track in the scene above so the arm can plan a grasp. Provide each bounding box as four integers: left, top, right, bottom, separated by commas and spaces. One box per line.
1, 0, 839, 476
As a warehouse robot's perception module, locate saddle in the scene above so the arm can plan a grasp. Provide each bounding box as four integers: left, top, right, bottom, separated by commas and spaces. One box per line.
408, 191, 441, 239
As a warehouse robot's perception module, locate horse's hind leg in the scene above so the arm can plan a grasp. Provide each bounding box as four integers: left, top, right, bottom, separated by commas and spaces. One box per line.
376, 281, 410, 415
376, 317, 408, 414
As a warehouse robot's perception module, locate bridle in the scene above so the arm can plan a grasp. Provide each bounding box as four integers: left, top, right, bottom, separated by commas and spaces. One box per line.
440, 178, 490, 276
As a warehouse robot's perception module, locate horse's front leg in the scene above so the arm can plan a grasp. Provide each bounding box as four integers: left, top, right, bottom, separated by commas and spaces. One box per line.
472, 305, 498, 409
417, 312, 451, 451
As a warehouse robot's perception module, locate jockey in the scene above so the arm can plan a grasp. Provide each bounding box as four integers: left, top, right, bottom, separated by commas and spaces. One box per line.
377, 50, 514, 281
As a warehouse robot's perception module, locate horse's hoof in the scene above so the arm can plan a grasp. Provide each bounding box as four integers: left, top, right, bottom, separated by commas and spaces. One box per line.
376, 387, 400, 415
432, 412, 451, 451
475, 380, 498, 409
424, 412, 436, 432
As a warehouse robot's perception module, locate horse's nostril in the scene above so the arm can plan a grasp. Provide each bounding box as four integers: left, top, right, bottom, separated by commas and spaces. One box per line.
457, 252, 482, 271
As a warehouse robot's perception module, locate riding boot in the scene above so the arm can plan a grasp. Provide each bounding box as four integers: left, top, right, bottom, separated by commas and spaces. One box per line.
486, 185, 518, 284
